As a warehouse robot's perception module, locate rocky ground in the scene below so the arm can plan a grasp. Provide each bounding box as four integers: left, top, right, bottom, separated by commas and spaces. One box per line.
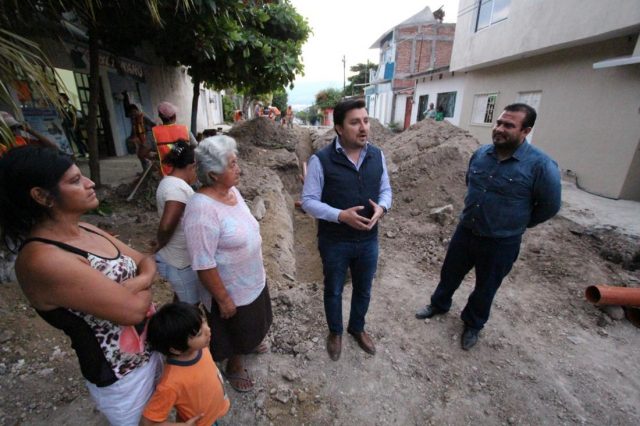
0, 117, 639, 425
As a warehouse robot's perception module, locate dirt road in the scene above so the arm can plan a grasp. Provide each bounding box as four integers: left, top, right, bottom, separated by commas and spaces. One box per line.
1, 118, 639, 425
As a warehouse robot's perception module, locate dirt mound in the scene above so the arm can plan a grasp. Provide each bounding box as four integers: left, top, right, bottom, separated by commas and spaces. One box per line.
228, 117, 297, 152
369, 117, 395, 145
385, 119, 480, 217
383, 118, 478, 160
311, 118, 394, 152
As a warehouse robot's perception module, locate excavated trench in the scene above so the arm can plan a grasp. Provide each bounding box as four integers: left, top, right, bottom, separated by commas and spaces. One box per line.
229, 119, 325, 288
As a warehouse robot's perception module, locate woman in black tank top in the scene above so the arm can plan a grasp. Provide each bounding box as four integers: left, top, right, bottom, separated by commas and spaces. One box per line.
0, 145, 160, 425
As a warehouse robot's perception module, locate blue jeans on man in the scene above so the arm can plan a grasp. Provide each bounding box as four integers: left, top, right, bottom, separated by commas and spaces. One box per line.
318, 235, 378, 335
431, 225, 521, 330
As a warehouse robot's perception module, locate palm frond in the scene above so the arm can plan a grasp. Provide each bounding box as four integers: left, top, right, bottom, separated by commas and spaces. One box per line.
0, 30, 67, 147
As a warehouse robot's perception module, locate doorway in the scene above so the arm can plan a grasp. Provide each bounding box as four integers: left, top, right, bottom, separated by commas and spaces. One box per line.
74, 72, 115, 157
403, 97, 413, 129
417, 94, 429, 121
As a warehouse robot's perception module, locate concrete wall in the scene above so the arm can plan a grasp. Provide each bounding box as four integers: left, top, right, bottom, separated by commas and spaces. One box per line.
144, 65, 223, 131
621, 146, 640, 200
377, 90, 393, 125
368, 82, 393, 125
413, 72, 466, 126
457, 37, 640, 200
452, 0, 640, 71
393, 94, 408, 126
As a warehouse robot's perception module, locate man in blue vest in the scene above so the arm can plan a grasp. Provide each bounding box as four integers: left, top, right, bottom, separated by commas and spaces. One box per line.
415, 103, 561, 350
302, 99, 392, 361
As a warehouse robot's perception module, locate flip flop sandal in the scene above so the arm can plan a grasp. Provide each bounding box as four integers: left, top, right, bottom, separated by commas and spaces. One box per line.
223, 369, 254, 393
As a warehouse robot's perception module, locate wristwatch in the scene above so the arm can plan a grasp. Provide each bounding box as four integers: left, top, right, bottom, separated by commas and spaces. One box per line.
381, 206, 388, 215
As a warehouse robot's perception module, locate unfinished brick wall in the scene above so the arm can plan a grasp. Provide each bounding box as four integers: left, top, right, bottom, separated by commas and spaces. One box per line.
393, 23, 455, 78
434, 40, 454, 69
395, 39, 414, 74
392, 78, 414, 91
414, 40, 433, 73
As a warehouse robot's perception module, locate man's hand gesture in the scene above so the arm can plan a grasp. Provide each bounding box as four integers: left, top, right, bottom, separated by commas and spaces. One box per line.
366, 199, 385, 230
338, 206, 370, 231
338, 200, 385, 231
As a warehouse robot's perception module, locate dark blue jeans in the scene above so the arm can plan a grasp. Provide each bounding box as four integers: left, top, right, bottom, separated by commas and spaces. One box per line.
318, 235, 379, 334
431, 225, 521, 330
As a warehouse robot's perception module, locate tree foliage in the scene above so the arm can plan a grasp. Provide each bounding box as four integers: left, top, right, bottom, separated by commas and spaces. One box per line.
295, 105, 320, 125
271, 87, 288, 113
149, 0, 310, 131
0, 30, 66, 146
345, 62, 376, 96
222, 95, 235, 122
315, 88, 343, 110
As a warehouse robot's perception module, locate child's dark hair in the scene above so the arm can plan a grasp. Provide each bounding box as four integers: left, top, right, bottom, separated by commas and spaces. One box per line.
147, 302, 204, 356
161, 140, 194, 169
0, 145, 73, 250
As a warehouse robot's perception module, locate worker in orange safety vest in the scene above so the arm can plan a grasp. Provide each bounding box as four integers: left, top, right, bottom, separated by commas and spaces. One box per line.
1, 111, 58, 157
152, 102, 197, 175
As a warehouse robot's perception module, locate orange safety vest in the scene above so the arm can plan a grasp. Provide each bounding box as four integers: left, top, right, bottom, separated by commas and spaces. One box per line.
152, 124, 189, 175
0, 135, 28, 157
14, 136, 28, 147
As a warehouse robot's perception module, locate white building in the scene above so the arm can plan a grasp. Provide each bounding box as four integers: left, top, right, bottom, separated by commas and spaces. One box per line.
411, 67, 465, 126
450, 0, 640, 200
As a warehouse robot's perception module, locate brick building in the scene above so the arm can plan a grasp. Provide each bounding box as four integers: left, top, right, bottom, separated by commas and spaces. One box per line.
365, 6, 455, 129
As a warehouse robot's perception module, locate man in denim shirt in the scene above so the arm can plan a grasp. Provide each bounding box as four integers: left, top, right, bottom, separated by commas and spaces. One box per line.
416, 103, 561, 350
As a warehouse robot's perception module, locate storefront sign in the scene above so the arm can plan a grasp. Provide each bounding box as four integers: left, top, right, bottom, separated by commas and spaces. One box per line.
99, 53, 145, 82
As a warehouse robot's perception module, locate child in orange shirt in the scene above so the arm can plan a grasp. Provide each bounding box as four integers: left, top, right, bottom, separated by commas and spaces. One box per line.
141, 303, 229, 426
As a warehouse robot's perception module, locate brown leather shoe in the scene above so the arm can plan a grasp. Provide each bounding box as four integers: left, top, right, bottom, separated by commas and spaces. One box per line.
326, 333, 342, 361
348, 330, 376, 355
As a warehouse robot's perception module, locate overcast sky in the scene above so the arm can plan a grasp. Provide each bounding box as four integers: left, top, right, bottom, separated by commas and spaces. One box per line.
287, 0, 459, 106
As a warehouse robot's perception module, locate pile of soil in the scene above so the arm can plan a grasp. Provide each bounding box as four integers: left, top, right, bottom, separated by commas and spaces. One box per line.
385, 118, 479, 212
228, 117, 297, 152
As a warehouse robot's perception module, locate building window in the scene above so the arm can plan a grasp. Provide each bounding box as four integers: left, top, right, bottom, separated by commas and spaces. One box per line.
383, 62, 395, 80
476, 0, 510, 31
517, 91, 542, 111
471, 93, 498, 124
436, 91, 456, 118
517, 91, 542, 142
417, 94, 429, 121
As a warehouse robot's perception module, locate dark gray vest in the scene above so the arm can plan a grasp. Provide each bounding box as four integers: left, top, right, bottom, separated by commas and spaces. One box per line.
315, 139, 383, 241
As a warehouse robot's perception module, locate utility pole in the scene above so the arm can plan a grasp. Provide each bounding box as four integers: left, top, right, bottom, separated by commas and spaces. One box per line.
342, 55, 346, 95
365, 60, 370, 85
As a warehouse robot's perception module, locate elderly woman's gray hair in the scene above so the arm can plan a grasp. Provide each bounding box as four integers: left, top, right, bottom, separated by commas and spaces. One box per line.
195, 135, 238, 186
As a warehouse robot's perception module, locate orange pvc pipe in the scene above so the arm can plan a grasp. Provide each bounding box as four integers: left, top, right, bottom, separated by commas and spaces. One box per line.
585, 285, 640, 307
